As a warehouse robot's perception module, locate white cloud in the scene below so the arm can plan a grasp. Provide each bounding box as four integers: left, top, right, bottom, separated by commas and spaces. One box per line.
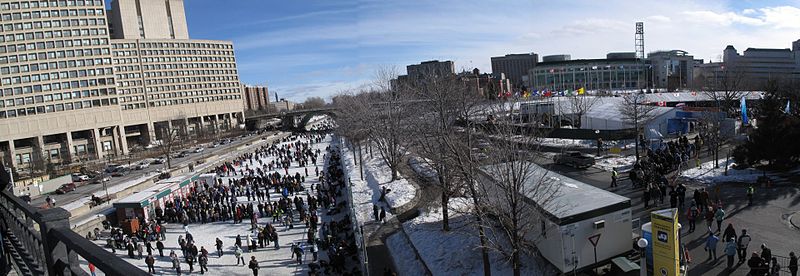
647, 15, 671, 22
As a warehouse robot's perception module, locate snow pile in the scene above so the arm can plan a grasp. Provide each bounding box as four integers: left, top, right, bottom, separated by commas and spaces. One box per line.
681, 158, 764, 185
386, 232, 429, 276
408, 156, 437, 180
358, 152, 415, 209
340, 145, 382, 224
595, 155, 637, 172
392, 198, 553, 276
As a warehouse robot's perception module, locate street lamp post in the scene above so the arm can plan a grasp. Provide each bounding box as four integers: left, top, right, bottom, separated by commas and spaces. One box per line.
638, 238, 648, 276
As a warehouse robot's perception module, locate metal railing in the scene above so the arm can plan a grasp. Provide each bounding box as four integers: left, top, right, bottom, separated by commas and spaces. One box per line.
335, 136, 369, 275
1, 181, 147, 276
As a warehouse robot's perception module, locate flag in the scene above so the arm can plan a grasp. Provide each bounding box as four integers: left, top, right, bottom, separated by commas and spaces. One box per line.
740, 97, 748, 125
786, 100, 791, 114
544, 90, 552, 97
577, 87, 585, 95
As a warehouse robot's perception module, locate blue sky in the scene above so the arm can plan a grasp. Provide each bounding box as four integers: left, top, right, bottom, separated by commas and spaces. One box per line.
170, 0, 800, 102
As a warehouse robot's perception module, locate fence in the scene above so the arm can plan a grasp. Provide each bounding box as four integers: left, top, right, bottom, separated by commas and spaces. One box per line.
1, 167, 147, 276
335, 136, 369, 275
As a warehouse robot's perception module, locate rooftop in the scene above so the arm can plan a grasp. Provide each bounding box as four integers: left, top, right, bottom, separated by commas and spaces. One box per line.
480, 162, 630, 225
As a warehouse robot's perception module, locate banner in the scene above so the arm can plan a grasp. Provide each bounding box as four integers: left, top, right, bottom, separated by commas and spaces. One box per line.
740, 97, 748, 125
651, 209, 680, 276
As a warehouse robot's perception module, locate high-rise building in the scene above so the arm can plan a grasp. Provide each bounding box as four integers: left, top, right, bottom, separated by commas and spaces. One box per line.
107, 0, 188, 39
0, 0, 124, 169
647, 50, 694, 90
406, 60, 455, 80
0, 0, 243, 171
491, 53, 537, 88
695, 41, 800, 89
242, 84, 270, 112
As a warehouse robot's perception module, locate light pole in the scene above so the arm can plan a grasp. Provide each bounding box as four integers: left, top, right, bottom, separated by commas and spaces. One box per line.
638, 238, 648, 276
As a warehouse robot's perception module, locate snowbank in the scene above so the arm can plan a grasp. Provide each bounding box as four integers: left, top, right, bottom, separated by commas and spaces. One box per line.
340, 145, 381, 224
595, 155, 636, 172
386, 232, 429, 276
680, 158, 766, 185
408, 156, 437, 180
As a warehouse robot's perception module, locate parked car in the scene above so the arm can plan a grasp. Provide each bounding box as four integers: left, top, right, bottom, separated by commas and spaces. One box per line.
151, 157, 166, 164
111, 167, 129, 177
55, 183, 77, 194
71, 173, 90, 182
135, 161, 150, 170
193, 147, 205, 153
553, 151, 596, 168
91, 175, 111, 184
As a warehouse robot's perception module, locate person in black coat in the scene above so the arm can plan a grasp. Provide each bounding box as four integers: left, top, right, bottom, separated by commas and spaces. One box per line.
126, 242, 135, 259
156, 240, 165, 257
248, 256, 259, 276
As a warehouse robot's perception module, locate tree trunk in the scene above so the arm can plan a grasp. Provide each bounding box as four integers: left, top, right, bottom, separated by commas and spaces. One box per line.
441, 191, 450, 231
358, 141, 364, 180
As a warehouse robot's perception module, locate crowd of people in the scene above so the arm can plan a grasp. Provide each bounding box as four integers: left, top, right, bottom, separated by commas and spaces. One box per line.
96, 131, 361, 275
620, 135, 798, 275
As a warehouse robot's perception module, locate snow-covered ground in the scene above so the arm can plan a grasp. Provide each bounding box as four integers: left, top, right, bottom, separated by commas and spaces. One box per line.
88, 135, 341, 275
390, 197, 555, 276
680, 158, 779, 186
594, 154, 637, 172
62, 174, 155, 211
408, 156, 437, 180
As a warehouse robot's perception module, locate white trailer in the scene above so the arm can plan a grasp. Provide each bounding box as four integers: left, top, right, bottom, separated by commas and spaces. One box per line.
480, 162, 633, 273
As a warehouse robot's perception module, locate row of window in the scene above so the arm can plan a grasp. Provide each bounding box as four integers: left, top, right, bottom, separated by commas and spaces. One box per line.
144, 76, 239, 86
1, 8, 105, 23
0, 1, 104, 11
1, 66, 112, 85
148, 88, 241, 100
1, 88, 115, 107
118, 95, 144, 103
113, 41, 233, 50
0, 37, 108, 58
149, 95, 241, 108
113, 49, 235, 57
0, 45, 107, 65
1, 77, 113, 95
144, 69, 238, 78
121, 102, 146, 110
141, 62, 236, 71
116, 87, 143, 95
1, 57, 110, 76
142, 56, 235, 63
0, 27, 107, 45
0, 98, 118, 119
113, 64, 139, 72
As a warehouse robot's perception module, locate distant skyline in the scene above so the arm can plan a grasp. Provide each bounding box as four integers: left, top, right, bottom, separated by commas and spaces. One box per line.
170, 0, 800, 102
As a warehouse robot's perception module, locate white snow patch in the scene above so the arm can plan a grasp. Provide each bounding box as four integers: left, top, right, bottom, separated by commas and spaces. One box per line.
681, 158, 776, 185
594, 154, 637, 172
395, 197, 555, 276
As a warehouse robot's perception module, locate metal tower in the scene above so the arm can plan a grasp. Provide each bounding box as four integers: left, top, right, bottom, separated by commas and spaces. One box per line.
635, 22, 645, 60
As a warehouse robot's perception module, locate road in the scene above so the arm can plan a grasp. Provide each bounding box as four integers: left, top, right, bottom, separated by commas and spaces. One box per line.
31, 131, 276, 207
530, 145, 799, 275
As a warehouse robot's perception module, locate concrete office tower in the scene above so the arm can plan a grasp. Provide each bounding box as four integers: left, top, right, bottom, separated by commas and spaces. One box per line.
0, 0, 244, 173
242, 84, 270, 112
0, 0, 125, 169
491, 53, 538, 88
107, 0, 189, 39
112, 39, 243, 146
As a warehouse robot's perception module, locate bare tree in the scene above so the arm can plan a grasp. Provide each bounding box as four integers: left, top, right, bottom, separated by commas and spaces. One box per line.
408, 75, 470, 232
618, 92, 658, 161
560, 93, 599, 128
333, 91, 373, 180
697, 61, 750, 116
299, 96, 327, 110
156, 127, 181, 169
438, 78, 493, 276
476, 100, 561, 276
365, 67, 415, 181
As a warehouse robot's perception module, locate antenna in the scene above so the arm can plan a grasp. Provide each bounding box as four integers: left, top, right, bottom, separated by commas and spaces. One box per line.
635, 22, 645, 60
635, 22, 646, 90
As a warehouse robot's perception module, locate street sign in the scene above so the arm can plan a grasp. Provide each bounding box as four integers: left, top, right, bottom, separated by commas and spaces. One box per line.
588, 233, 601, 247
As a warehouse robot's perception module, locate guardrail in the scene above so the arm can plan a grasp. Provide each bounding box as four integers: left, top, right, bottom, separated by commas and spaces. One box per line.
1, 181, 147, 276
